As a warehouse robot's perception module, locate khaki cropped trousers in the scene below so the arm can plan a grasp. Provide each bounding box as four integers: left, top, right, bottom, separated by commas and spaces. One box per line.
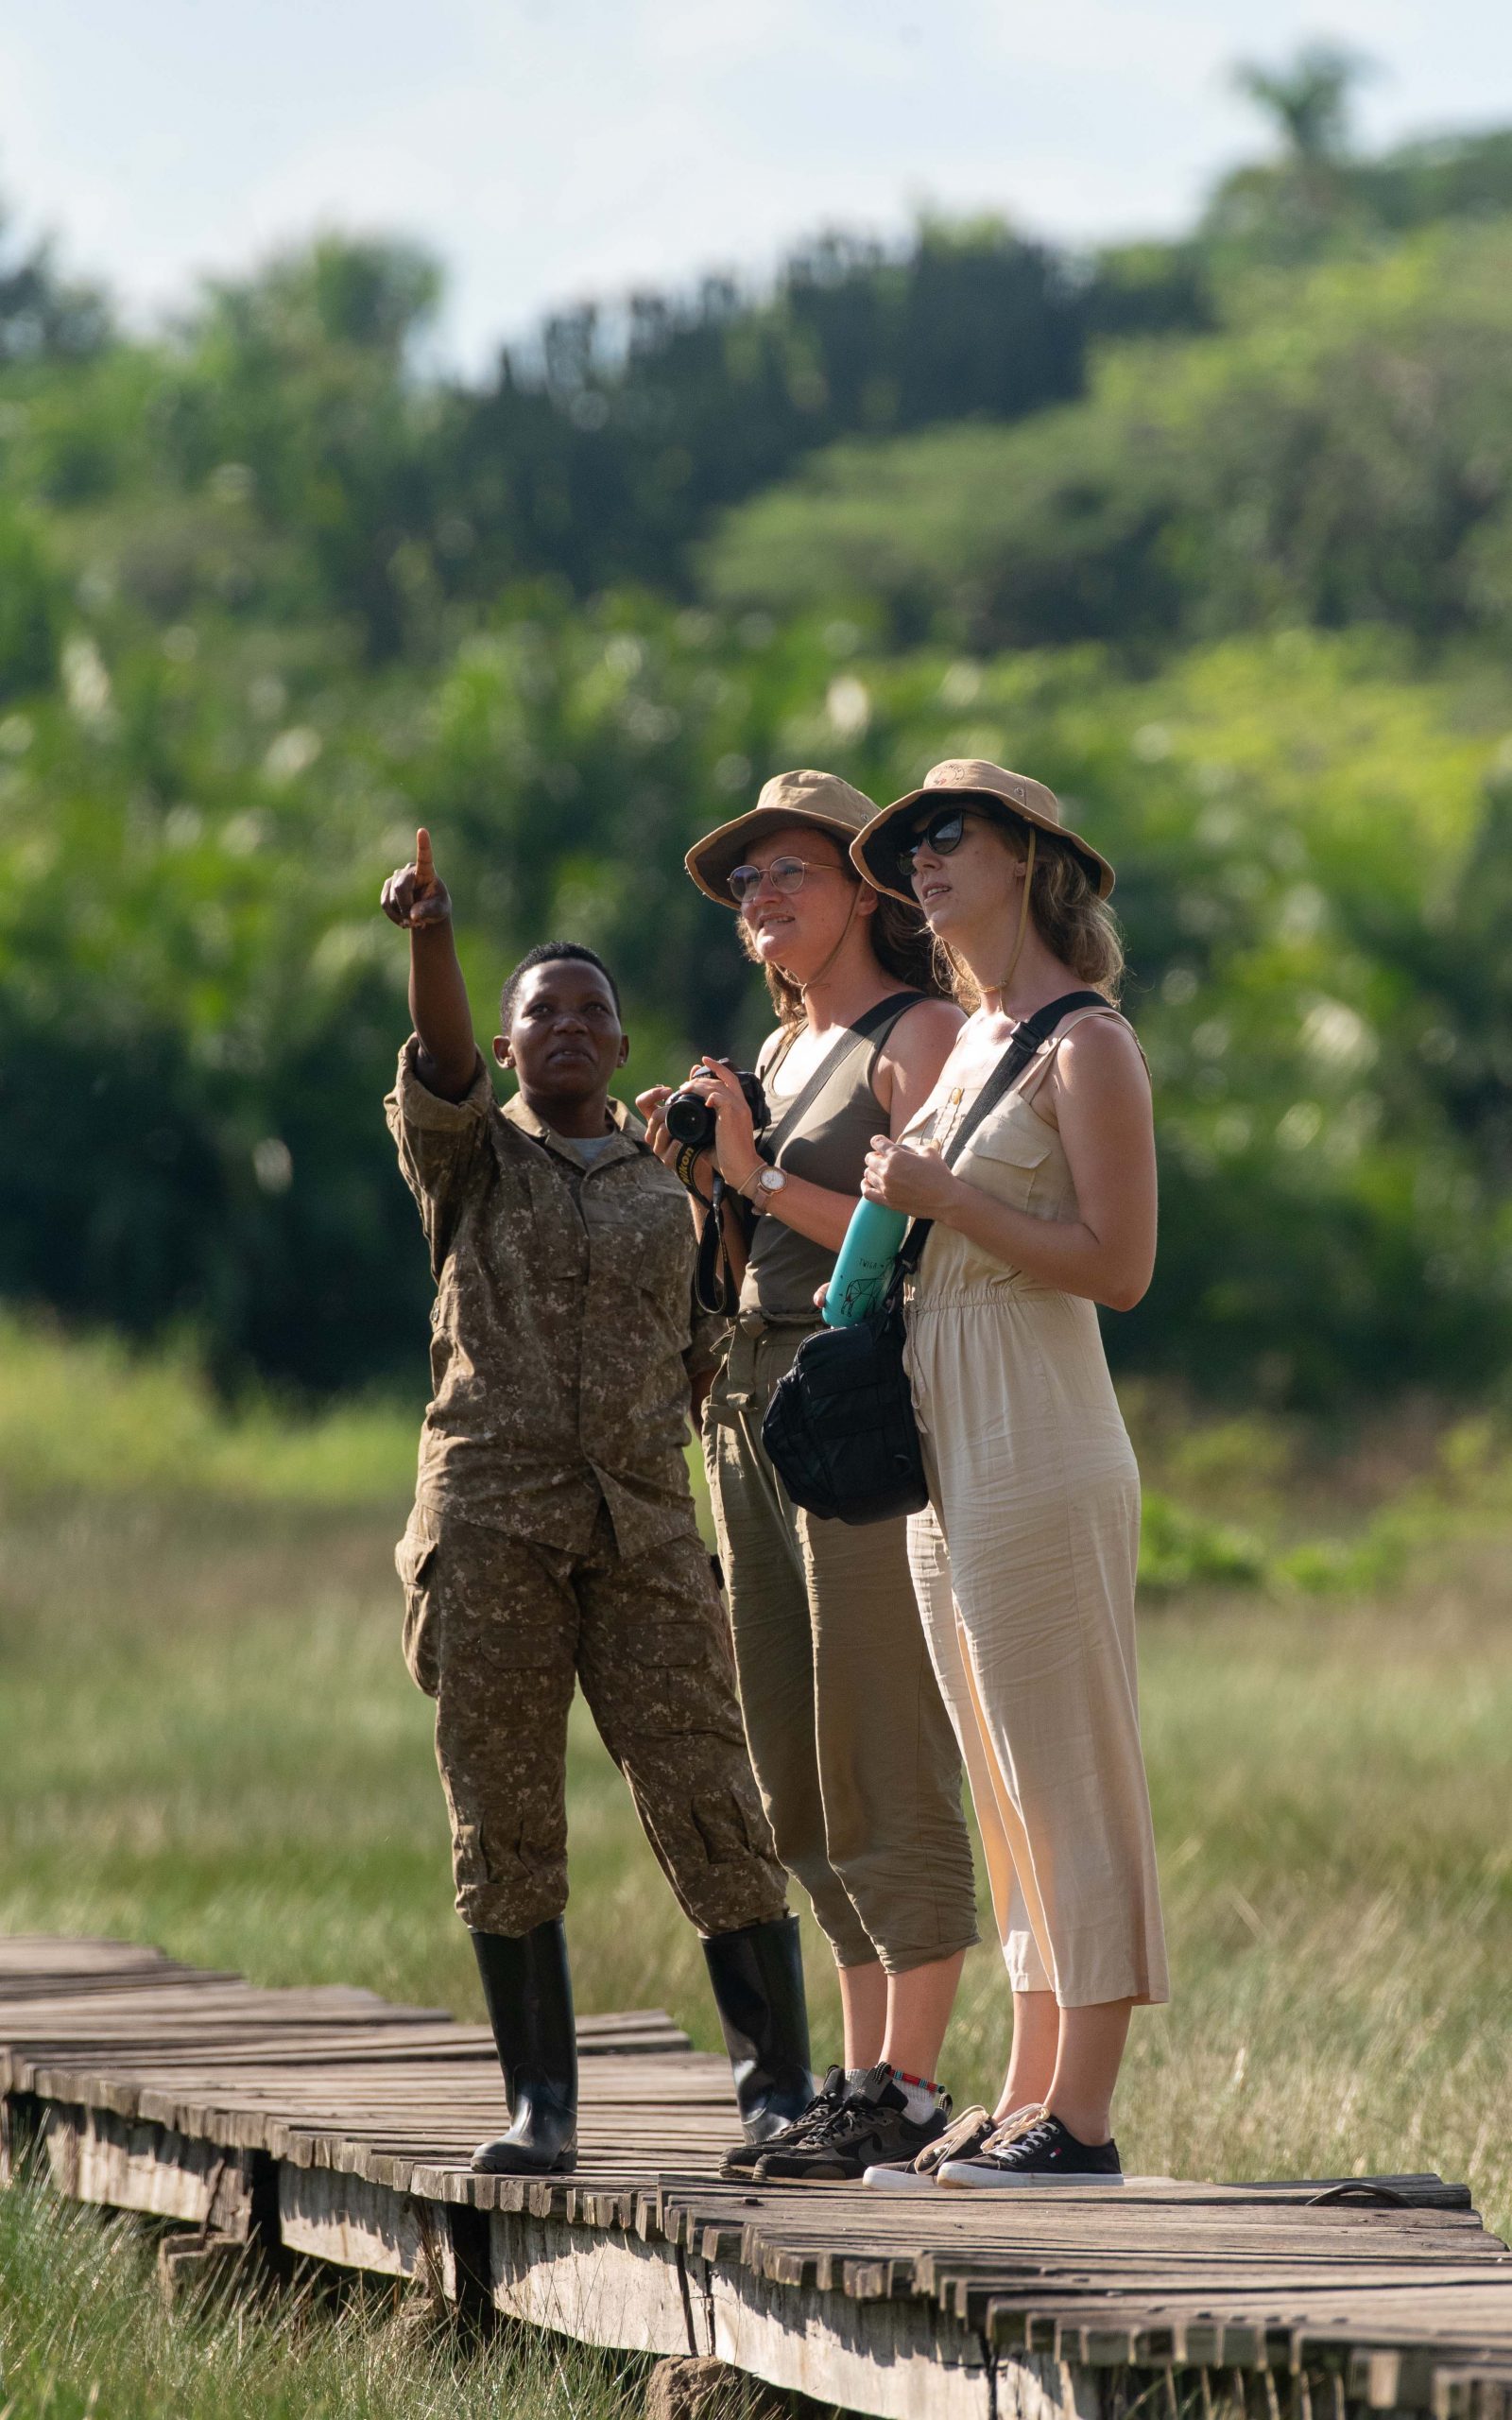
705, 1321, 979, 1976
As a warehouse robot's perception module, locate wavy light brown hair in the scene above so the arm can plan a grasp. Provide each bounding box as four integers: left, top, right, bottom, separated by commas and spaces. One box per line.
737, 859, 953, 1029
942, 810, 1125, 1009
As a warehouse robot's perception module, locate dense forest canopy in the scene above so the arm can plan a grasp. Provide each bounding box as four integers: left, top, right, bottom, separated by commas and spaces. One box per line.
3, 53, 1512, 1411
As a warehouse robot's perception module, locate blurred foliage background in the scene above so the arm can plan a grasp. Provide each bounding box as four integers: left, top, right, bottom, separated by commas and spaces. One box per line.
4, 45, 1512, 1413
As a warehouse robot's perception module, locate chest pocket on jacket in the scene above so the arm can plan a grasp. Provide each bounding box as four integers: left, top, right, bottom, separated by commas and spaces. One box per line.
616, 1184, 696, 1311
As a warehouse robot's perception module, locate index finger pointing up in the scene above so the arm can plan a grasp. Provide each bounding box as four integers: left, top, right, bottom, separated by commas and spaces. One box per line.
415, 826, 435, 877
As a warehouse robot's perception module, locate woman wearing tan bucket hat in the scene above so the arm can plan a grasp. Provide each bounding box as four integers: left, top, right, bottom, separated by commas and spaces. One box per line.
636, 768, 981, 2185
844, 758, 1168, 2190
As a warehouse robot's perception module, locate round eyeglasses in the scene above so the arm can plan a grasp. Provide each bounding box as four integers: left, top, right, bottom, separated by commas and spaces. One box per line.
727, 856, 844, 904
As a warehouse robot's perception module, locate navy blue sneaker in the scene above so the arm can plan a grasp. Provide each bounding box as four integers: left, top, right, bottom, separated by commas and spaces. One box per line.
938, 2107, 1124, 2187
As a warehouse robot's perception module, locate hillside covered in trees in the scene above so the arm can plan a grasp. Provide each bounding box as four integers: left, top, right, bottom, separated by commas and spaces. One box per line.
3, 47, 1512, 1411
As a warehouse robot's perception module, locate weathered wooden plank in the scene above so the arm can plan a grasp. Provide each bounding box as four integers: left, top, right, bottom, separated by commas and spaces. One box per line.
41, 2103, 256, 2237
277, 2163, 457, 2297
1433, 2362, 1512, 2420
489, 2205, 695, 2353
697, 2254, 1013, 2420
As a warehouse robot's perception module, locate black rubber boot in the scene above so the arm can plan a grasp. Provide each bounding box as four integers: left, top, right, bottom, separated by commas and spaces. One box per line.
701, 1913, 814, 2145
469, 1921, 578, 2176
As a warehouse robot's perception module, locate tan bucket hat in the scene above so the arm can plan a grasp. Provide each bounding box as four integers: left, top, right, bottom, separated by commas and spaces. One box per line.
851, 758, 1115, 904
686, 768, 880, 907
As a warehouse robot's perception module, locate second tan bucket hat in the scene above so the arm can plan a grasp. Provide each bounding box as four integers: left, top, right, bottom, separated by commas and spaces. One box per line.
851, 758, 1115, 904
686, 769, 880, 906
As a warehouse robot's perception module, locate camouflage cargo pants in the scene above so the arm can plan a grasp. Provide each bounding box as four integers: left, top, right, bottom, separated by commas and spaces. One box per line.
395, 1498, 789, 1939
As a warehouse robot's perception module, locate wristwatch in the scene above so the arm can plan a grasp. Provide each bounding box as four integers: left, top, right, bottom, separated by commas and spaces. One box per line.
743, 1166, 788, 1213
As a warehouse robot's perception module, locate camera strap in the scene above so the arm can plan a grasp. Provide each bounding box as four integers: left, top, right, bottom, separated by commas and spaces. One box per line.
696, 1169, 740, 1317
691, 990, 925, 1320
672, 1139, 709, 1195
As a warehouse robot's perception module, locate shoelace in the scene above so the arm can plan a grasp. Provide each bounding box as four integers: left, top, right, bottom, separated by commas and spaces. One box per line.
915, 2105, 993, 2172
980, 2103, 1049, 2158
798, 2085, 902, 2147
766, 2076, 850, 2145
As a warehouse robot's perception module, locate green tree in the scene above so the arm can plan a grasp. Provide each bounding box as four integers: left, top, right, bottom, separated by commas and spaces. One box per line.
0, 189, 111, 364
1232, 43, 1371, 166
1205, 43, 1378, 263
706, 224, 1512, 658
156, 236, 448, 660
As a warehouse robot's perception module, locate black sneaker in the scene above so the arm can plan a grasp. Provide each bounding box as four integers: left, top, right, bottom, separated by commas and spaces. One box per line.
718, 2065, 849, 2180
863, 2102, 1000, 2192
937, 2108, 1123, 2188
754, 2065, 951, 2183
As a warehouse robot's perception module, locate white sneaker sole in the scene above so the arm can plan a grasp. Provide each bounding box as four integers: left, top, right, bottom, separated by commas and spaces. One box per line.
936, 2160, 1125, 2189
861, 2164, 942, 2192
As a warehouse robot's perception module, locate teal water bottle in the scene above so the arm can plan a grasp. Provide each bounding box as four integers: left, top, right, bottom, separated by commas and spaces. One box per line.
824, 1200, 910, 1326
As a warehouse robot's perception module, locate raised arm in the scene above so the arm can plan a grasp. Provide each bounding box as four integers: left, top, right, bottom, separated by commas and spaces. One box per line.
379, 827, 478, 1100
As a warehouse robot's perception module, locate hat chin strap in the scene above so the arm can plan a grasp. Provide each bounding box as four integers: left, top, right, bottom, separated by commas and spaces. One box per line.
989, 828, 1037, 997
798, 881, 862, 998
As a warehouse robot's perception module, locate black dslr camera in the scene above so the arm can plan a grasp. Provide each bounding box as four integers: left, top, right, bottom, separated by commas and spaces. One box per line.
663, 1063, 767, 1151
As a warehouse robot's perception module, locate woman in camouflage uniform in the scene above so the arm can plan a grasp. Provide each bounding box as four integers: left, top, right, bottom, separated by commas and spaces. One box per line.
381, 827, 810, 2179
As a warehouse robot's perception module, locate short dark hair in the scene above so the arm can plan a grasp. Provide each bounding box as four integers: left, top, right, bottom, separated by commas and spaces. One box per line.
499, 942, 623, 1030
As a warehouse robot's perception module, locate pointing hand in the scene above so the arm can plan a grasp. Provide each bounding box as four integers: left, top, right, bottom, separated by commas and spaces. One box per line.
381, 826, 454, 929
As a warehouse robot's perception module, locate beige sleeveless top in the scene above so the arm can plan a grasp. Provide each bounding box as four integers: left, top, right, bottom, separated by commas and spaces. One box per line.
906, 1004, 1144, 1301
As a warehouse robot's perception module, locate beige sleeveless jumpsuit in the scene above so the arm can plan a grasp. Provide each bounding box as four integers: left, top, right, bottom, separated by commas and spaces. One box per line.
902, 1004, 1169, 2008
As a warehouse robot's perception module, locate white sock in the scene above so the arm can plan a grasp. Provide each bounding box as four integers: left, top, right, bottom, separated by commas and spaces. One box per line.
887, 2066, 946, 2126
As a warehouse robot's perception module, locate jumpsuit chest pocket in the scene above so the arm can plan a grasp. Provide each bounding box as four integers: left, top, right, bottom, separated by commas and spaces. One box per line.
957, 1104, 1057, 1201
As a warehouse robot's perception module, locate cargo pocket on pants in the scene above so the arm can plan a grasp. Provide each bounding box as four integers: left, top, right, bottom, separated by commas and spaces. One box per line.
395, 1517, 441, 1698
690, 1784, 773, 1866
631, 1620, 714, 1735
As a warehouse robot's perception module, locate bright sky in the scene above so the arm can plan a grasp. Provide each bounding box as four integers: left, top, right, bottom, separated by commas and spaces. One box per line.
4, 0, 1511, 373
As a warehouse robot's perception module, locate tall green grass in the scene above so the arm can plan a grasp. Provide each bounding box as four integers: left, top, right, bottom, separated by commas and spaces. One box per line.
0, 2178, 653, 2420
3, 1305, 1499, 1589
0, 1312, 420, 1507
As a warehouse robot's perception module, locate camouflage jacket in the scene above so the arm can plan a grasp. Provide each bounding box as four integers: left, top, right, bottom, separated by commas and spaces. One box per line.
386, 1039, 726, 1556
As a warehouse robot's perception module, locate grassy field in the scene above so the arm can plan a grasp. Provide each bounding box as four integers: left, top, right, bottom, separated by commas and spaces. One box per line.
0, 1320, 1509, 2416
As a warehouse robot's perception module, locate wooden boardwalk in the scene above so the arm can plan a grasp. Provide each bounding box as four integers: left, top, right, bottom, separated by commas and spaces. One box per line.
3, 1937, 1510, 2420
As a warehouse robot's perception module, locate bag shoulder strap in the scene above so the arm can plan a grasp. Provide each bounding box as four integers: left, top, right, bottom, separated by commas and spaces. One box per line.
1019, 1001, 1141, 1104
695, 991, 923, 1315
763, 990, 923, 1159
894, 990, 1108, 1281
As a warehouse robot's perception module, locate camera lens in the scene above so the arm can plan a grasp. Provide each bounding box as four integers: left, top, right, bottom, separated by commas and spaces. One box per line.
664, 1089, 716, 1148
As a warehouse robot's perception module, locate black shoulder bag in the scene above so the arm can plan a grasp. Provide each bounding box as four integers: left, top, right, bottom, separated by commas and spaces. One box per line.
761, 992, 1107, 1526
